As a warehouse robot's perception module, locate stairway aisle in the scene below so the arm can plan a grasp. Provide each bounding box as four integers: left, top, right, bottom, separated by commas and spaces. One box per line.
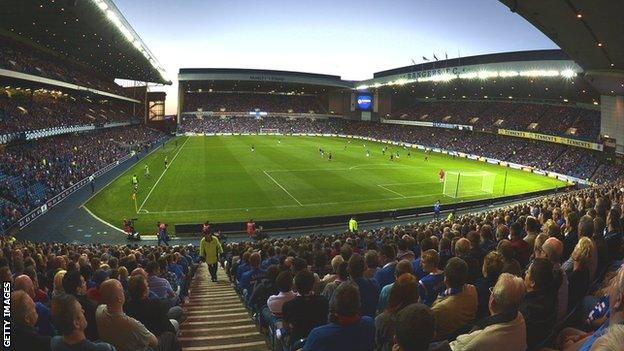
179, 263, 269, 351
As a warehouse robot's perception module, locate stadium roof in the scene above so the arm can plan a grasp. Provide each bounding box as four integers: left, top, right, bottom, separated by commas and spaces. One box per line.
374, 50, 570, 78
0, 0, 170, 85
179, 68, 352, 89
498, 0, 624, 71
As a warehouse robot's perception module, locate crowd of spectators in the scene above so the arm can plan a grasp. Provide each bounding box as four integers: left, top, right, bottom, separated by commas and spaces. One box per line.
183, 92, 327, 114
391, 101, 600, 141
0, 90, 136, 135
0, 126, 165, 232
225, 181, 624, 350
0, 36, 129, 97
8, 237, 197, 351
180, 116, 612, 182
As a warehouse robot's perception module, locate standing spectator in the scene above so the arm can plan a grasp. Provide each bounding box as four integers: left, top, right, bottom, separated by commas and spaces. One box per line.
431, 257, 477, 339
199, 229, 223, 282
50, 293, 115, 351
539, 237, 569, 324
282, 270, 329, 349
364, 250, 380, 279
497, 240, 522, 277
450, 273, 527, 351
567, 237, 593, 310
454, 238, 481, 284
303, 282, 375, 351
11, 290, 51, 351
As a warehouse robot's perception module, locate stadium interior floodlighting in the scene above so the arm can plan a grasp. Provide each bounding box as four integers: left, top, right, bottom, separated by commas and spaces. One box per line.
560, 69, 576, 78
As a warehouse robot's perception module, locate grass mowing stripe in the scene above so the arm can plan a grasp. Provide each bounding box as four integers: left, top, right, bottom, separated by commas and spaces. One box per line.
262, 170, 303, 206
138, 137, 189, 212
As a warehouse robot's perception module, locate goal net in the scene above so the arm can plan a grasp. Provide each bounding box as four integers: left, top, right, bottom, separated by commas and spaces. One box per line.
259, 128, 280, 134
443, 171, 496, 198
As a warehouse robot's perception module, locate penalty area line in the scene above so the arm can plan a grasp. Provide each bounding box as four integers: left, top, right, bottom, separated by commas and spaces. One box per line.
377, 184, 407, 198
137, 137, 190, 212
262, 170, 303, 206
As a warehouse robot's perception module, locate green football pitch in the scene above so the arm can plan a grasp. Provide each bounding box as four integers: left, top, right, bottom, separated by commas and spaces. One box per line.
84, 135, 567, 235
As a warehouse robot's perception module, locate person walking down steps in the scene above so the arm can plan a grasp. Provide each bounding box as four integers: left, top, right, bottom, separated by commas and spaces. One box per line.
199, 227, 223, 282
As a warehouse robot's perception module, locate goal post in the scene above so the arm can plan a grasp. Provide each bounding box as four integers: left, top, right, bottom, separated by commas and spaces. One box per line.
259, 128, 280, 134
443, 171, 496, 198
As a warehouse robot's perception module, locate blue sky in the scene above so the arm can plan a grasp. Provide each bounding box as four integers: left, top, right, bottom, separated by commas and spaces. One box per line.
114, 0, 557, 114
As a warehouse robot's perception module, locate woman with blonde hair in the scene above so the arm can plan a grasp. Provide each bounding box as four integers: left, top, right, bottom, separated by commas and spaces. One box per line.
52, 269, 67, 298
567, 237, 594, 310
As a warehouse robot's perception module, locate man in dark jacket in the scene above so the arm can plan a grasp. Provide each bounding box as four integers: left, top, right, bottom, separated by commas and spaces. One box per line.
283, 270, 329, 347
62, 269, 99, 341
519, 258, 558, 349
11, 290, 51, 351
124, 275, 178, 336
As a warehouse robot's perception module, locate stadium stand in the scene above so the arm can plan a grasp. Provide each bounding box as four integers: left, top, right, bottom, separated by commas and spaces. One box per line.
183, 92, 328, 114
0, 126, 165, 232
390, 100, 600, 141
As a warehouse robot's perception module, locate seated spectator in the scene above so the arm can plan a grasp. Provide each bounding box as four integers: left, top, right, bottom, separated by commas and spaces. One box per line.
87, 269, 109, 304
53, 270, 68, 299
348, 253, 380, 318
267, 270, 295, 320
556, 266, 624, 350
249, 264, 279, 312
124, 275, 179, 336
509, 222, 530, 267
524, 216, 541, 250
14, 274, 55, 336
322, 261, 348, 300
282, 270, 329, 348
475, 251, 504, 319
364, 250, 379, 279
497, 240, 522, 277
520, 258, 558, 349
431, 257, 477, 339
303, 282, 375, 351
375, 273, 419, 351
479, 225, 496, 253
96, 279, 179, 351
322, 255, 344, 284
146, 261, 179, 306
374, 244, 398, 288
239, 252, 265, 301
605, 208, 623, 261
567, 237, 593, 310
539, 237, 569, 323
50, 293, 115, 351
392, 303, 450, 351
377, 260, 414, 314
418, 249, 445, 306
62, 269, 99, 341
451, 273, 527, 351
11, 290, 51, 351
397, 237, 416, 261
455, 238, 481, 284
562, 212, 580, 262
413, 238, 436, 280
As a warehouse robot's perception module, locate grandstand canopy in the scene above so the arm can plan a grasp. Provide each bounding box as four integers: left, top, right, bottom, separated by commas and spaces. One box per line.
498, 0, 624, 71
179, 68, 353, 90
0, 0, 170, 85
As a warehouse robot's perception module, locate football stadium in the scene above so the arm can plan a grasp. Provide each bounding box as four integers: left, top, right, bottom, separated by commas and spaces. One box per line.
2, 1, 624, 351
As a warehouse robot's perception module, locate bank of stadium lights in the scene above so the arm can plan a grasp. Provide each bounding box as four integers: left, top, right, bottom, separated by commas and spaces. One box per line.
356, 69, 579, 90
89, 0, 168, 81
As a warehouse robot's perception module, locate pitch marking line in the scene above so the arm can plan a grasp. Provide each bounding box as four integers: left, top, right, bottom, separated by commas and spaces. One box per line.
137, 137, 190, 212
377, 184, 407, 198
262, 170, 304, 206
82, 206, 125, 234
